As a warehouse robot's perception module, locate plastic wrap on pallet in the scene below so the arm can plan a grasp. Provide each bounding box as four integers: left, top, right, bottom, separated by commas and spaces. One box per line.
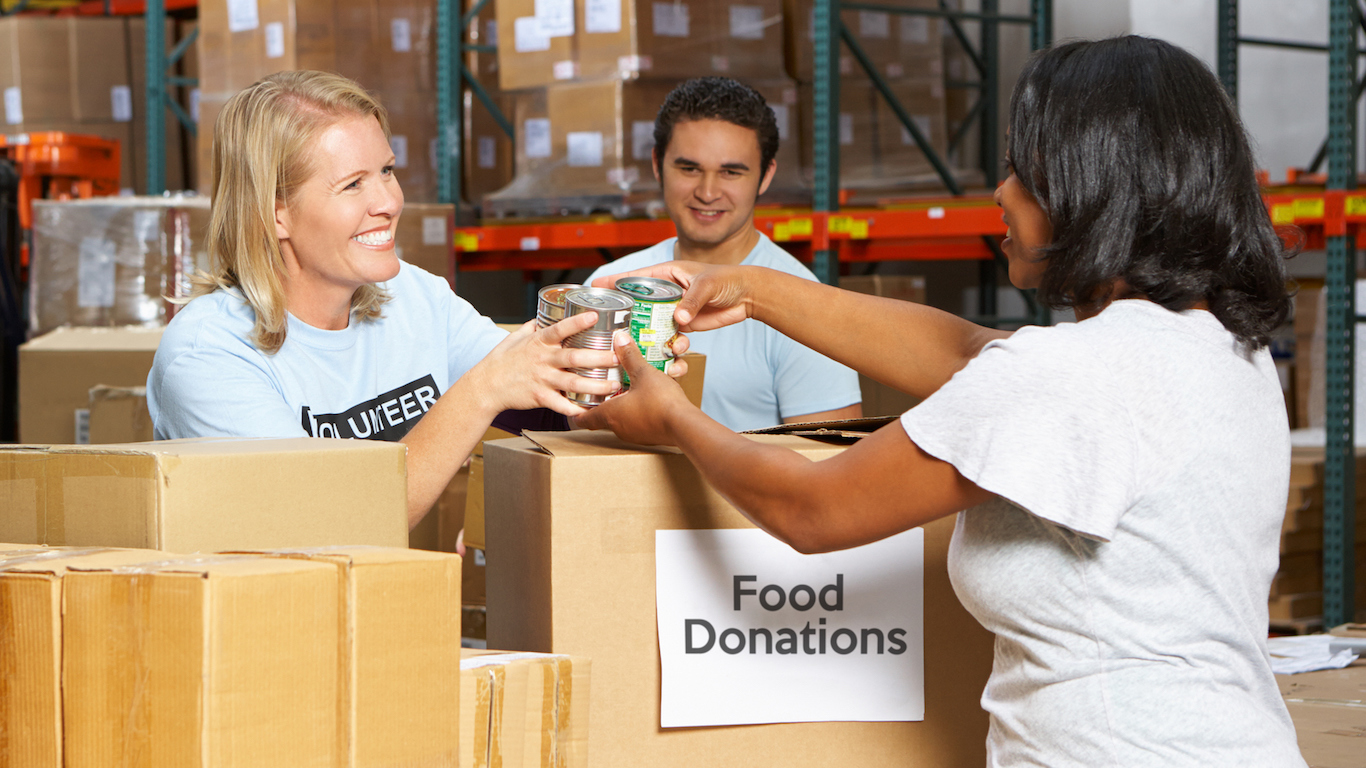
484, 77, 806, 216
29, 195, 211, 337
495, 0, 787, 90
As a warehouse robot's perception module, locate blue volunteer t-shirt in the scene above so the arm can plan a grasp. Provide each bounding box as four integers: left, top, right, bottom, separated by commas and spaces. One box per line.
586, 233, 861, 431
148, 261, 509, 440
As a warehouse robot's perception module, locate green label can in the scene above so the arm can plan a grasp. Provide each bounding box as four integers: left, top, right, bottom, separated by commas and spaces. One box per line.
614, 276, 683, 379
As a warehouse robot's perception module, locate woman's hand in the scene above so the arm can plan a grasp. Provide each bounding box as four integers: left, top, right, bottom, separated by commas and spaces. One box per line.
575, 330, 696, 446
466, 315, 621, 418
591, 262, 755, 333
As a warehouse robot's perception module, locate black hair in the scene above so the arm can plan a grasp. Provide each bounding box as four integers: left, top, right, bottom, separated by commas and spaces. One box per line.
1008, 35, 1291, 347
653, 77, 779, 183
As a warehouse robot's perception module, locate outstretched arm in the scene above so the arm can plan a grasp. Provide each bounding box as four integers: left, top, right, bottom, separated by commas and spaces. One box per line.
596, 262, 1008, 399
576, 335, 992, 553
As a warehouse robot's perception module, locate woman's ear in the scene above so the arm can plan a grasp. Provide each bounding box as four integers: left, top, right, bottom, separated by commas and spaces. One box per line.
274, 199, 291, 241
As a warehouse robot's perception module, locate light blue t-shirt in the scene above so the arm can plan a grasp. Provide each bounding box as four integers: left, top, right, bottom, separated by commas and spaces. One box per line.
586, 233, 861, 431
148, 261, 508, 441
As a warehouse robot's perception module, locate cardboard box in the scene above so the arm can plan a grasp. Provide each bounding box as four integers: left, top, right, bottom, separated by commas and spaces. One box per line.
465, 90, 515, 206
877, 77, 948, 179
197, 0, 337, 98
71, 18, 132, 123
385, 88, 440, 202
63, 556, 342, 768
465, 1, 500, 92
0, 438, 408, 552
484, 430, 993, 766
236, 547, 462, 768
0, 547, 167, 768
87, 385, 154, 444
577, 0, 783, 82
494, 0, 574, 90
840, 275, 924, 416
0, 17, 74, 126
785, 0, 942, 82
18, 326, 163, 445
1277, 663, 1366, 768
798, 79, 878, 183
463, 427, 517, 552
129, 17, 188, 193
377, 0, 438, 93
396, 202, 456, 287
460, 649, 591, 768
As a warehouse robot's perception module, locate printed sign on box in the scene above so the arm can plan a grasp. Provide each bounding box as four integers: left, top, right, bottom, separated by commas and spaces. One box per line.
656, 528, 924, 727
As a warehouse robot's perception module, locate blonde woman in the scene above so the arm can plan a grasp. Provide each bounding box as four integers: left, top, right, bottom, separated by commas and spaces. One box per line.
148, 71, 657, 529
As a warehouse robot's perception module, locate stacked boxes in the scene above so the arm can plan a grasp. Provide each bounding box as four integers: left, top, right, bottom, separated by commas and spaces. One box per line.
1272, 448, 1366, 624
0, 16, 194, 192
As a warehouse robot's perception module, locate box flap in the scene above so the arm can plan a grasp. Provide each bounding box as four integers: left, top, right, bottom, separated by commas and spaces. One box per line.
743, 415, 899, 443
227, 545, 457, 567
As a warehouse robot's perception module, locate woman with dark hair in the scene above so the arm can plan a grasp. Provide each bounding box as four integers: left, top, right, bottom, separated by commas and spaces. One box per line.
581, 36, 1307, 766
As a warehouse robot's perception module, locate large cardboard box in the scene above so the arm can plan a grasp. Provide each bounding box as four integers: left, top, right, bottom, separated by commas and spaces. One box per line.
1277, 663, 1366, 768
877, 77, 948, 178
236, 547, 463, 768
460, 649, 592, 768
494, 0, 574, 90
87, 385, 154, 444
465, 90, 515, 206
197, 0, 338, 97
396, 202, 456, 287
0, 438, 408, 552
18, 326, 163, 445
386, 88, 440, 202
63, 556, 342, 768
71, 18, 131, 123
0, 547, 167, 768
484, 430, 994, 766
0, 17, 74, 126
576, 0, 783, 82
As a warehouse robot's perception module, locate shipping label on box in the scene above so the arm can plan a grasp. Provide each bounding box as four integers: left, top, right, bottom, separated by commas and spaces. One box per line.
656, 528, 923, 727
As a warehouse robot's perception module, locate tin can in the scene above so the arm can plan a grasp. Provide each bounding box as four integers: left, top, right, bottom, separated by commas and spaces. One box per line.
561, 287, 634, 407
614, 276, 683, 375
536, 284, 580, 329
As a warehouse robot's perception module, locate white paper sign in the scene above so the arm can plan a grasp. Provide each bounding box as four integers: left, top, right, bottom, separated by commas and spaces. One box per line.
656, 528, 923, 727
78, 237, 117, 309
900, 16, 929, 44
585, 0, 622, 34
729, 5, 765, 39
769, 103, 790, 141
227, 0, 260, 32
631, 120, 655, 161
391, 18, 413, 52
478, 135, 497, 168
567, 131, 603, 167
4, 87, 22, 125
190, 88, 201, 123
514, 16, 551, 52
422, 216, 447, 246
535, 0, 575, 38
485, 19, 499, 47
264, 21, 285, 58
858, 10, 890, 38
391, 135, 409, 168
839, 113, 853, 145
523, 118, 552, 158
652, 2, 690, 38
110, 86, 132, 122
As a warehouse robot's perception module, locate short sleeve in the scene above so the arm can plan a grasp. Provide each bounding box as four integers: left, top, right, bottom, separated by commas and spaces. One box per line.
899, 327, 1138, 541
770, 329, 863, 419
445, 296, 508, 385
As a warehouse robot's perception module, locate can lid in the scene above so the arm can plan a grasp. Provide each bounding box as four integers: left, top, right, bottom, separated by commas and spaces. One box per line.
565, 287, 634, 311
538, 284, 578, 306
614, 276, 683, 301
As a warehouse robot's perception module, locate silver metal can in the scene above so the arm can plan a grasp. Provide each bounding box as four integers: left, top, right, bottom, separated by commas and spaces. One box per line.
536, 283, 580, 329
561, 287, 634, 407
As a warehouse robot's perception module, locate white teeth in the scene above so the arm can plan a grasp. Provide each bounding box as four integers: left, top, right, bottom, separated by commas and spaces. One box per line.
352, 230, 392, 246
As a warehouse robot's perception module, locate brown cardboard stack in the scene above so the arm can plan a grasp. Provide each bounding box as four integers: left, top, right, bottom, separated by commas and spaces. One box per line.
396, 201, 457, 286
0, 16, 194, 192
786, 0, 948, 188
464, 0, 517, 205
28, 196, 211, 337
460, 648, 592, 768
18, 326, 164, 444
484, 430, 994, 766
0, 438, 408, 552
1273, 447, 1366, 623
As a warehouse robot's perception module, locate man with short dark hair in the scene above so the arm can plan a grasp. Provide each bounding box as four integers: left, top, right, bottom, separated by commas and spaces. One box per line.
587, 77, 861, 431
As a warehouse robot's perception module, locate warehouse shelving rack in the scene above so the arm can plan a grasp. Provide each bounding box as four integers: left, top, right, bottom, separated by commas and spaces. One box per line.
1218, 0, 1360, 627
437, 0, 1054, 326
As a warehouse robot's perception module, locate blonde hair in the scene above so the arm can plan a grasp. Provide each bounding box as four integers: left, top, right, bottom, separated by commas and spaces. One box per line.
194, 71, 393, 354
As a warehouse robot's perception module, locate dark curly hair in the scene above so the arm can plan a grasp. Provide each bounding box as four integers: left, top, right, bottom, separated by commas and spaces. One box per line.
1008, 36, 1292, 348
653, 77, 779, 183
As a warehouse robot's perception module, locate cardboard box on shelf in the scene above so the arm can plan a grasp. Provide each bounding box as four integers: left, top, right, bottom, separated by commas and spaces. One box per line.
376, 0, 438, 93
0, 547, 167, 768
385, 89, 440, 202
484, 430, 994, 766
460, 649, 592, 768
577, 0, 783, 82
798, 79, 878, 183
784, 0, 941, 82
129, 17, 189, 192
63, 556, 342, 768
18, 326, 164, 445
233, 547, 462, 768
494, 0, 574, 90
197, 0, 338, 98
840, 275, 926, 417
396, 202, 455, 287
877, 77, 948, 179
71, 18, 132, 123
0, 438, 408, 552
465, 0, 500, 92
0, 17, 74, 126
465, 90, 515, 206
87, 385, 153, 444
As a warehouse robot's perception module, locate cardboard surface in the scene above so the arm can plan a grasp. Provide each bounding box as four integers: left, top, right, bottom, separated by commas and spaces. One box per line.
236, 547, 462, 768
1278, 663, 1366, 768
460, 649, 591, 768
87, 385, 153, 444
0, 438, 408, 552
63, 556, 341, 768
484, 430, 994, 766
18, 327, 163, 444
0, 547, 165, 768
396, 202, 456, 286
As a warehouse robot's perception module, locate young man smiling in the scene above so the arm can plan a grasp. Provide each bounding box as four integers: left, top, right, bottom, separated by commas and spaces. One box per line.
587, 77, 862, 431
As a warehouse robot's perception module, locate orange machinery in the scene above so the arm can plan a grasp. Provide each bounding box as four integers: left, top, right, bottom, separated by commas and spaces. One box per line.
0, 131, 121, 270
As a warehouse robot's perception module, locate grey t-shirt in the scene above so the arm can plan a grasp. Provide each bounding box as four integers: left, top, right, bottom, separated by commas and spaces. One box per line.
901, 300, 1305, 767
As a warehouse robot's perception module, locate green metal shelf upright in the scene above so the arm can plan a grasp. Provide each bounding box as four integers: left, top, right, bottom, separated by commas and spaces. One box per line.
1216, 0, 1360, 627
142, 0, 198, 196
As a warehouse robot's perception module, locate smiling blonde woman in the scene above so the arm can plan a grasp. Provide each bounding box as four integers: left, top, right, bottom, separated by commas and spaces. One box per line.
147, 70, 638, 530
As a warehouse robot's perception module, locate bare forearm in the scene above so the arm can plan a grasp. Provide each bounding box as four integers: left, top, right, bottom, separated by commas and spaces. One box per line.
400, 369, 500, 529
744, 268, 1008, 398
